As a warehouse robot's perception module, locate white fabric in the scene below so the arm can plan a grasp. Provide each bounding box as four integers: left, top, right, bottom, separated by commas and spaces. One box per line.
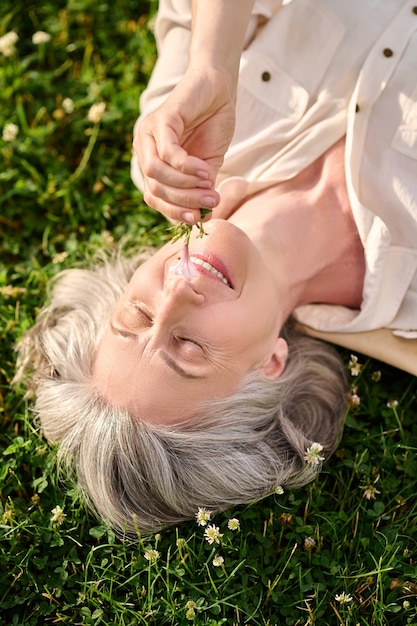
133, 0, 417, 340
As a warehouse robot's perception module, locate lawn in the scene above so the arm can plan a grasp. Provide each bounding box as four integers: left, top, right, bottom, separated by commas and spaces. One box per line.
1, 1, 417, 624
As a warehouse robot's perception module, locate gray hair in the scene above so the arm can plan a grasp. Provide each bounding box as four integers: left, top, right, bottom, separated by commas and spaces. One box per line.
15, 253, 348, 536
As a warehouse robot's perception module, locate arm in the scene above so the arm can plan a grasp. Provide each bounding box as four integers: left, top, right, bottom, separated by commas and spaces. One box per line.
133, 0, 255, 224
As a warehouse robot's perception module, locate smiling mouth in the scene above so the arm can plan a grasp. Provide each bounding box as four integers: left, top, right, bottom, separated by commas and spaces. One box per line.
190, 256, 232, 288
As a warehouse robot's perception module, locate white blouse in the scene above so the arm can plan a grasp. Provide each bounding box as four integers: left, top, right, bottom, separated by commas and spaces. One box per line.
133, 0, 417, 339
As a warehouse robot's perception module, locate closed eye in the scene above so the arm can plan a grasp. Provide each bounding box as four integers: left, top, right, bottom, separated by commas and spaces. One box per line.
124, 301, 206, 354
110, 303, 153, 337
117, 302, 153, 330
177, 335, 203, 348
173, 334, 207, 361
133, 303, 153, 324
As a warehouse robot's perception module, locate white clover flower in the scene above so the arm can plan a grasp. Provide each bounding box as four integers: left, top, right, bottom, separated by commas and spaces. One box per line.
2, 123, 18, 142
227, 518, 240, 531
87, 102, 106, 124
2, 505, 15, 524
52, 251, 68, 264
348, 393, 360, 408
185, 600, 197, 620
361, 484, 381, 500
195, 507, 212, 526
204, 524, 223, 545
303, 536, 316, 552
144, 548, 159, 562
371, 370, 381, 382
348, 354, 362, 376
279, 512, 293, 525
304, 442, 325, 466
335, 592, 353, 604
32, 31, 51, 45
0, 32, 19, 47
185, 608, 195, 620
275, 485, 284, 495
50, 505, 66, 525
212, 555, 224, 567
387, 400, 398, 409
62, 97, 74, 114
0, 32, 18, 56
0, 285, 25, 298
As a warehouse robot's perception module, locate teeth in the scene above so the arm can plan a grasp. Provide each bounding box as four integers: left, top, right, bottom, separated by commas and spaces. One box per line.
190, 256, 231, 287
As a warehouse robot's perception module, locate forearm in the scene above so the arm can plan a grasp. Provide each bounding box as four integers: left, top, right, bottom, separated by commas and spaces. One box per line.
189, 0, 255, 96
134, 0, 255, 221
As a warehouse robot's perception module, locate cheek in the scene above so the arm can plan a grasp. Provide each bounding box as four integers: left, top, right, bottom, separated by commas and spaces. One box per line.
205, 312, 269, 358
222, 302, 280, 363
225, 294, 279, 337
250, 280, 281, 326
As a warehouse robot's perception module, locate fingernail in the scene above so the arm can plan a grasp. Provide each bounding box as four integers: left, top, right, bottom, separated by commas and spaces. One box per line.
181, 211, 195, 224
196, 179, 213, 189
196, 169, 209, 179
201, 196, 216, 208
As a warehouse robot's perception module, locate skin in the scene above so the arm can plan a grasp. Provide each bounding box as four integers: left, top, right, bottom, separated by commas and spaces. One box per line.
126, 2, 366, 424
93, 140, 365, 424
134, 0, 256, 224
93, 220, 288, 424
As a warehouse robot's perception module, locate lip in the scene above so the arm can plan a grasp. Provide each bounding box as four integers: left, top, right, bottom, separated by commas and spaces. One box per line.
190, 252, 234, 289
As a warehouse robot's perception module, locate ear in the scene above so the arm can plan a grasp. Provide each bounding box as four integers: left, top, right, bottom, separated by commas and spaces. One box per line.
260, 337, 288, 380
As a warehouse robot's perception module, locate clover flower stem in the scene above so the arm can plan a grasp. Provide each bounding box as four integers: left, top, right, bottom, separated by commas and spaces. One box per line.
168, 209, 211, 245
168, 210, 212, 278
68, 122, 100, 184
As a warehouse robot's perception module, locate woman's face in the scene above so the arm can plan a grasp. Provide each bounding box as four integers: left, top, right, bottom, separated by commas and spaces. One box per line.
93, 220, 288, 423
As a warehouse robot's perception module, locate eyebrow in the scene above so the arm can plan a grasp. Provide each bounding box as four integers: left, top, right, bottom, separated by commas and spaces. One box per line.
110, 324, 137, 339
160, 351, 204, 380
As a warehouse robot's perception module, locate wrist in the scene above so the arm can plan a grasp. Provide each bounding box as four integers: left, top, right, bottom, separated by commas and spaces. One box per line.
185, 59, 238, 102
189, 0, 254, 94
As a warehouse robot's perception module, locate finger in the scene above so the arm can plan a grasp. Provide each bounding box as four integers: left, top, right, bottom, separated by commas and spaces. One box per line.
135, 132, 216, 199
137, 123, 214, 181
143, 182, 218, 224
141, 149, 214, 191
144, 176, 219, 213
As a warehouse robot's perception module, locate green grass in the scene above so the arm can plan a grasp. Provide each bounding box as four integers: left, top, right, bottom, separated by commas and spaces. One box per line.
1, 1, 417, 624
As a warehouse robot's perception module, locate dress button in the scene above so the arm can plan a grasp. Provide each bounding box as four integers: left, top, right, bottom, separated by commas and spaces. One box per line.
261, 71, 271, 82
413, 6, 417, 14
383, 48, 393, 57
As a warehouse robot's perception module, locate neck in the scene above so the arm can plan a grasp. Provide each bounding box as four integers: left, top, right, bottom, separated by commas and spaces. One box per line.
227, 139, 365, 318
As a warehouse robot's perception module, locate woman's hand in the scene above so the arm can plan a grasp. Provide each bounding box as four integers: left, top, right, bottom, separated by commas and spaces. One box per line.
134, 67, 236, 224
134, 0, 255, 223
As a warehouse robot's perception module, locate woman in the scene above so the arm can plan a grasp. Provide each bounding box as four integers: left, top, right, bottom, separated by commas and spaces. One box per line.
16, 0, 417, 534
132, 0, 417, 368
16, 149, 351, 533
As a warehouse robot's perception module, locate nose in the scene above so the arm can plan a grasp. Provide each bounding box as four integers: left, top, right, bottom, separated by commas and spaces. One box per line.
156, 274, 204, 325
